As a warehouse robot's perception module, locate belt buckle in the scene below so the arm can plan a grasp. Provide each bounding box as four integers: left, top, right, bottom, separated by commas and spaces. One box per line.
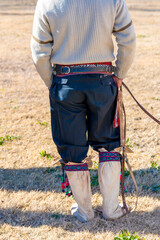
61, 66, 70, 74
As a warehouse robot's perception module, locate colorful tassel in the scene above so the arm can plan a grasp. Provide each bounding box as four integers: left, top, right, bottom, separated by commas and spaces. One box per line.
61, 163, 72, 197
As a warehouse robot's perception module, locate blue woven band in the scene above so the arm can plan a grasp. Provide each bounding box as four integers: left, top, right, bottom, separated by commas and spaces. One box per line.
99, 152, 121, 163
63, 163, 88, 171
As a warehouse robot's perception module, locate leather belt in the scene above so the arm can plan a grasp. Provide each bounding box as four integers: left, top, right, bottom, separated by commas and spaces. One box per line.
53, 64, 116, 75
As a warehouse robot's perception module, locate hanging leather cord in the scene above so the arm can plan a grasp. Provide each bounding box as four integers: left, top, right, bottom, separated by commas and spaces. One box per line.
117, 81, 160, 212
122, 82, 160, 125
123, 99, 139, 212
118, 81, 160, 212
122, 100, 138, 212
117, 87, 129, 213
118, 85, 139, 213
125, 156, 138, 211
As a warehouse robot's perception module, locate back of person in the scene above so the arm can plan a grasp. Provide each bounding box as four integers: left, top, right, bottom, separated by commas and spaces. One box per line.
34, 0, 119, 64
31, 0, 136, 222
31, 0, 135, 88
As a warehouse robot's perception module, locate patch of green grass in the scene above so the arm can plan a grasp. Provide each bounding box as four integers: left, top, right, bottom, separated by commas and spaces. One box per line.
151, 97, 160, 101
142, 185, 150, 190
150, 160, 160, 169
93, 161, 99, 169
38, 121, 48, 127
55, 174, 61, 180
5, 135, 20, 141
0, 137, 5, 145
45, 167, 57, 173
39, 150, 53, 159
124, 169, 130, 177
139, 170, 145, 177
126, 138, 132, 147
90, 172, 99, 186
136, 34, 147, 38
151, 184, 160, 193
142, 184, 160, 193
45, 166, 61, 174
0, 135, 20, 146
51, 213, 61, 219
126, 138, 139, 148
114, 230, 145, 240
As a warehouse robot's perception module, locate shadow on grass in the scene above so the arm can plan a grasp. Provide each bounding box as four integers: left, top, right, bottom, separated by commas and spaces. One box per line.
0, 167, 159, 199
0, 206, 159, 235
0, 167, 62, 193
0, 167, 113, 194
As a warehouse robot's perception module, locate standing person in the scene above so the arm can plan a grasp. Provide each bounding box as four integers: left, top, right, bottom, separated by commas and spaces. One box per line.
31, 0, 136, 222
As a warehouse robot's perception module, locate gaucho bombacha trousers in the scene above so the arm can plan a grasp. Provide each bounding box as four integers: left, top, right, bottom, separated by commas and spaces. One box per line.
49, 73, 120, 160
49, 74, 125, 221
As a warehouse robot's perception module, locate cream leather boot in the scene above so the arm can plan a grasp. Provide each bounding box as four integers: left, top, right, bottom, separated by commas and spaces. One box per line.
65, 162, 94, 222
98, 151, 127, 219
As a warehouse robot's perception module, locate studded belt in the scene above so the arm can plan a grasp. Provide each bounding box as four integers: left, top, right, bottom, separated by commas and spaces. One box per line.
53, 63, 116, 75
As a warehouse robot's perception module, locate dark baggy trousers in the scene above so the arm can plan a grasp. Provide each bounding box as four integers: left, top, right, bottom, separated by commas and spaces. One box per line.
49, 74, 120, 163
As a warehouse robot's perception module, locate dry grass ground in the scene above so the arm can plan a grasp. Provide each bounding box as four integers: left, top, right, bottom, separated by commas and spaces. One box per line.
0, 0, 160, 239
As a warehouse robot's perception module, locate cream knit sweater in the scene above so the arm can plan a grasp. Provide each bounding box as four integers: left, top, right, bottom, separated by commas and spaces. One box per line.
31, 0, 136, 88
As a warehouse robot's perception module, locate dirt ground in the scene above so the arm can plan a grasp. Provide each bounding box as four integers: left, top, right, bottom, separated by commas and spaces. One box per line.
0, 0, 160, 239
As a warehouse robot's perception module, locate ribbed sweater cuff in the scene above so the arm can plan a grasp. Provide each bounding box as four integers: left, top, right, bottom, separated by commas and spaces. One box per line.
114, 68, 126, 79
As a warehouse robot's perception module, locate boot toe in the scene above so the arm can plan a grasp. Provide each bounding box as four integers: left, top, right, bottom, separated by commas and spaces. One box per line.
71, 203, 94, 222
71, 203, 88, 222
103, 204, 131, 220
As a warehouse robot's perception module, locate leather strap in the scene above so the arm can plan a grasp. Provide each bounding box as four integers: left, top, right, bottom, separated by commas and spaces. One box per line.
54, 64, 116, 75
118, 82, 160, 213
125, 157, 138, 211
118, 86, 139, 213
122, 82, 160, 125
117, 87, 129, 213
